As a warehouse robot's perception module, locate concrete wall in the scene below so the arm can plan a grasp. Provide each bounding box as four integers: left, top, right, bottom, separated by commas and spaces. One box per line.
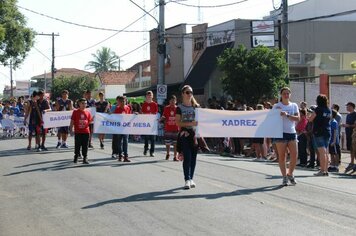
290, 81, 356, 115
105, 85, 126, 99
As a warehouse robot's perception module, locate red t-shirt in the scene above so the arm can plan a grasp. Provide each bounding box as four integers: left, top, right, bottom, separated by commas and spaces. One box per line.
71, 109, 92, 134
114, 105, 131, 114
142, 101, 158, 114
163, 105, 179, 132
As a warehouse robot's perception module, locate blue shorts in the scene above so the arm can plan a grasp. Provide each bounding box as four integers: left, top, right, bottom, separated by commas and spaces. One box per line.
313, 135, 330, 149
274, 133, 297, 143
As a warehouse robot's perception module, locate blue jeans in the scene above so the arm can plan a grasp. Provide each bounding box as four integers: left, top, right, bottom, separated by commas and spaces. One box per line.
181, 136, 198, 181
118, 134, 128, 157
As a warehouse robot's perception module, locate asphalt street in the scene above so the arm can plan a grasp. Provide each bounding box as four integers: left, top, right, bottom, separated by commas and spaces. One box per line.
0, 136, 356, 236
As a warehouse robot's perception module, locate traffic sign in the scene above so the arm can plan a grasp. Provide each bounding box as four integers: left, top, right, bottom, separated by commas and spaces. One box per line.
157, 84, 167, 100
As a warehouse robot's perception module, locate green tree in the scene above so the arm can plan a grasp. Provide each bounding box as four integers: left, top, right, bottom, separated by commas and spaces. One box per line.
0, 0, 35, 68
52, 75, 99, 102
85, 47, 120, 72
217, 45, 288, 105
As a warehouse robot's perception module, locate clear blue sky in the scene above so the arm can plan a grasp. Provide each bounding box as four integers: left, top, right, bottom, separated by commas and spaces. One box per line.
0, 0, 305, 92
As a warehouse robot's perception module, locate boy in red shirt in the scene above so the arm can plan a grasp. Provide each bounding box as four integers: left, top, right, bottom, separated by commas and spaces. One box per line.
141, 90, 158, 156
70, 98, 93, 164
111, 96, 131, 162
161, 95, 179, 161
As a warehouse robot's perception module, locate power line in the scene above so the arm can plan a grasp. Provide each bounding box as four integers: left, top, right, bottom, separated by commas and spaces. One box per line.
33, 46, 52, 62
120, 39, 154, 58
17, 5, 150, 33
170, 0, 249, 8
57, 6, 158, 57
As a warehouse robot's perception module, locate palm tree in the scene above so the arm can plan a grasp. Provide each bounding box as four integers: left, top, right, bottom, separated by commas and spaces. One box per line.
86, 47, 120, 72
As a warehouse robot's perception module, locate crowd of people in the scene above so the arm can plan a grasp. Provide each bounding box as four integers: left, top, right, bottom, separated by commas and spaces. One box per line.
0, 86, 355, 188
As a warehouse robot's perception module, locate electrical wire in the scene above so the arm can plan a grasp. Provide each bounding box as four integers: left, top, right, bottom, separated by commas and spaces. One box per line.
56, 6, 158, 57
33, 47, 52, 62
17, 5, 150, 33
120, 39, 154, 58
169, 0, 248, 8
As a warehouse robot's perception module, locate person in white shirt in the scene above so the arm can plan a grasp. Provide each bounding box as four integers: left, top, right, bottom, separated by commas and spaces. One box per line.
273, 87, 300, 186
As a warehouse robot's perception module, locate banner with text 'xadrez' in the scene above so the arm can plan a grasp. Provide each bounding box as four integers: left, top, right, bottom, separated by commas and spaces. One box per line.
94, 112, 158, 135
195, 108, 283, 138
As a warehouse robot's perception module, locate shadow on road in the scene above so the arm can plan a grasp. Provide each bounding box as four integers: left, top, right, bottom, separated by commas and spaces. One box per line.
0, 148, 73, 157
82, 185, 283, 209
3, 158, 164, 176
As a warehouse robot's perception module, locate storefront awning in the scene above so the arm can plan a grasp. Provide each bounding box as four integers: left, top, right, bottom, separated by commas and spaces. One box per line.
182, 42, 234, 95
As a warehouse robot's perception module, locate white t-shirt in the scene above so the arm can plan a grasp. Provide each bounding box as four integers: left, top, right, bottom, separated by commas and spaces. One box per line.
273, 101, 299, 134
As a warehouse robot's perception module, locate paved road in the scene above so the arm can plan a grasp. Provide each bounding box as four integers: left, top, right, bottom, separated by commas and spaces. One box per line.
0, 137, 356, 236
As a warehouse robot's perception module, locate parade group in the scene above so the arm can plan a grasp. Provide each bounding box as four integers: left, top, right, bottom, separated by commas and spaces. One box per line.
0, 85, 355, 188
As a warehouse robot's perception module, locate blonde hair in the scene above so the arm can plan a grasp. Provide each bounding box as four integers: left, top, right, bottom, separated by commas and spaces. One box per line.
181, 85, 200, 108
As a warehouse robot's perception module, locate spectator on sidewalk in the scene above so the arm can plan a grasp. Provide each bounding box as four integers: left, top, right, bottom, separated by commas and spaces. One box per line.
309, 94, 331, 177
342, 102, 356, 172
331, 103, 342, 163
296, 108, 308, 167
328, 109, 340, 172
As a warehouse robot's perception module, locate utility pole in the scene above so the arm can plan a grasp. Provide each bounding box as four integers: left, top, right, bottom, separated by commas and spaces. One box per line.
10, 60, 13, 97
36, 32, 59, 92
282, 0, 289, 75
158, 0, 165, 86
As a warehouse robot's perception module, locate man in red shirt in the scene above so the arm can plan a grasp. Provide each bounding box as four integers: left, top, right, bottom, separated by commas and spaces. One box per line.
141, 90, 158, 156
70, 98, 93, 164
161, 95, 179, 161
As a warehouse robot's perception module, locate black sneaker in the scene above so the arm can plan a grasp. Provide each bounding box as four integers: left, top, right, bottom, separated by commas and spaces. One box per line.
100, 143, 104, 149
143, 150, 147, 156
150, 153, 155, 157
306, 164, 315, 169
287, 175, 297, 185
83, 159, 89, 164
282, 176, 288, 186
88, 144, 94, 149
73, 155, 78, 163
41, 145, 48, 151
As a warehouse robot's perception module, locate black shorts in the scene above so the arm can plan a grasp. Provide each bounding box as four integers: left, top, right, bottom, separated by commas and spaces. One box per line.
58, 126, 69, 134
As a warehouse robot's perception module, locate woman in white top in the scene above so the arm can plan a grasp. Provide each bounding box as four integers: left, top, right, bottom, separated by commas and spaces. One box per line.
273, 87, 300, 186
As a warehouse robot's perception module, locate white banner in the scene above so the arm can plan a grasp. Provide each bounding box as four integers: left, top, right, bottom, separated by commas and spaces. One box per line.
94, 112, 158, 135
43, 111, 73, 128
14, 116, 26, 128
196, 108, 283, 138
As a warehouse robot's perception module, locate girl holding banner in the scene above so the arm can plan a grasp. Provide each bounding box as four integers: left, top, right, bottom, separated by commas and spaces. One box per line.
176, 85, 199, 190
273, 87, 300, 186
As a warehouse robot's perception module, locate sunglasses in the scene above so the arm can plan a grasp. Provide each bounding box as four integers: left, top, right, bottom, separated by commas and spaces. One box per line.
184, 91, 193, 95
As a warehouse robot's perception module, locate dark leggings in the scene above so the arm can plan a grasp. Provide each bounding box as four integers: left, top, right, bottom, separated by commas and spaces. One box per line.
181, 135, 198, 181
75, 133, 89, 157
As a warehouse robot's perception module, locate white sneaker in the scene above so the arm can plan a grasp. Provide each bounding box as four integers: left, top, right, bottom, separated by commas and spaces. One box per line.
190, 180, 196, 188
184, 180, 191, 189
